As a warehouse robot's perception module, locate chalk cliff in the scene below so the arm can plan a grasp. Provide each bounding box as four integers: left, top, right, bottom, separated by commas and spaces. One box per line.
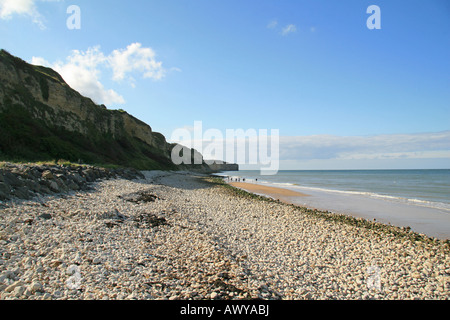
0, 49, 237, 172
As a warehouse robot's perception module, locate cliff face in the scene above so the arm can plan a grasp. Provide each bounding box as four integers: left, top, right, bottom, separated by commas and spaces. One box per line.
0, 50, 159, 147
0, 49, 215, 170
206, 162, 239, 172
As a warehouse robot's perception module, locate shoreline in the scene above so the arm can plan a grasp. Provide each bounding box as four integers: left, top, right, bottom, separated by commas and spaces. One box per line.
1, 171, 449, 300
221, 178, 446, 243
226, 179, 450, 241
229, 182, 309, 204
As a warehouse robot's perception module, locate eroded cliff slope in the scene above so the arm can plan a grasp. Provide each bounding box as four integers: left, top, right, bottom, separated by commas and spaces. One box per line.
0, 49, 213, 171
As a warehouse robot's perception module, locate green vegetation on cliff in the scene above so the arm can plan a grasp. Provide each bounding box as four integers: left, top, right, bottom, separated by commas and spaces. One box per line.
0, 103, 176, 170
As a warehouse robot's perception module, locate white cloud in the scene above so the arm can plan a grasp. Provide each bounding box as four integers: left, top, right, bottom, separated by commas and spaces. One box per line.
0, 0, 60, 29
108, 43, 166, 82
267, 19, 278, 29
30, 56, 49, 67
169, 126, 450, 169
279, 131, 450, 161
31, 43, 167, 105
32, 46, 125, 105
281, 24, 297, 36
0, 0, 36, 19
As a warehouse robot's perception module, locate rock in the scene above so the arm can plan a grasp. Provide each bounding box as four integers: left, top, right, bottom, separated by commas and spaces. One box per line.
210, 292, 219, 299
29, 282, 44, 293
303, 293, 313, 300
42, 170, 54, 180
1, 270, 17, 281
25, 180, 41, 193
0, 169, 448, 301
38, 213, 52, 220
13, 187, 31, 199
83, 169, 95, 182
5, 281, 24, 293
70, 173, 84, 184
49, 260, 62, 268
438, 276, 450, 284
126, 293, 137, 300
22, 256, 34, 267
49, 181, 60, 192
72, 254, 82, 265
0, 182, 11, 194
0, 190, 9, 201
13, 286, 26, 297
2, 172, 22, 187
35, 267, 45, 273
55, 178, 68, 191
67, 181, 80, 190
0, 163, 150, 201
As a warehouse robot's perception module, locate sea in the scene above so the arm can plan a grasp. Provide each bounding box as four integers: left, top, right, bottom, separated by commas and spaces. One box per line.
216, 170, 450, 239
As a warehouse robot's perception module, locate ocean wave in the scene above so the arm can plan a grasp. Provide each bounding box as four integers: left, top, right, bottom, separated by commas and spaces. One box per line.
221, 174, 450, 213
272, 182, 297, 187
264, 183, 450, 213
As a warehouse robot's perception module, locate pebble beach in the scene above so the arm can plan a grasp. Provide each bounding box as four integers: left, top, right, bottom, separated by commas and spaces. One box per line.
0, 170, 449, 300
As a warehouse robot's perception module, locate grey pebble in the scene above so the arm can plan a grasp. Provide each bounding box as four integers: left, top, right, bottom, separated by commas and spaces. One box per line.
0, 170, 448, 300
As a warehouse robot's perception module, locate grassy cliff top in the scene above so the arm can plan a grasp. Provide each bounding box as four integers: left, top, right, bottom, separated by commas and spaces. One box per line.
0, 49, 66, 84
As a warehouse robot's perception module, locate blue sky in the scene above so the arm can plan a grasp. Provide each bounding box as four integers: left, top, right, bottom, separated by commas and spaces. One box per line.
1, 0, 449, 169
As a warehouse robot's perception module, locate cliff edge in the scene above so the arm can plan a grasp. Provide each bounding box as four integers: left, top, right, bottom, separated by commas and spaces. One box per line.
0, 49, 236, 172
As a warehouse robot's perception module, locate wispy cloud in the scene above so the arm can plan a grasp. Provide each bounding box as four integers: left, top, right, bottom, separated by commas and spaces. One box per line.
279, 131, 450, 161
31, 43, 167, 105
170, 127, 450, 169
281, 24, 297, 36
268, 19, 317, 36
0, 0, 60, 29
267, 19, 278, 29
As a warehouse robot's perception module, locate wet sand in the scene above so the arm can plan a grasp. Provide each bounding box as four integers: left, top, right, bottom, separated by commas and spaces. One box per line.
230, 181, 450, 240
229, 182, 309, 204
